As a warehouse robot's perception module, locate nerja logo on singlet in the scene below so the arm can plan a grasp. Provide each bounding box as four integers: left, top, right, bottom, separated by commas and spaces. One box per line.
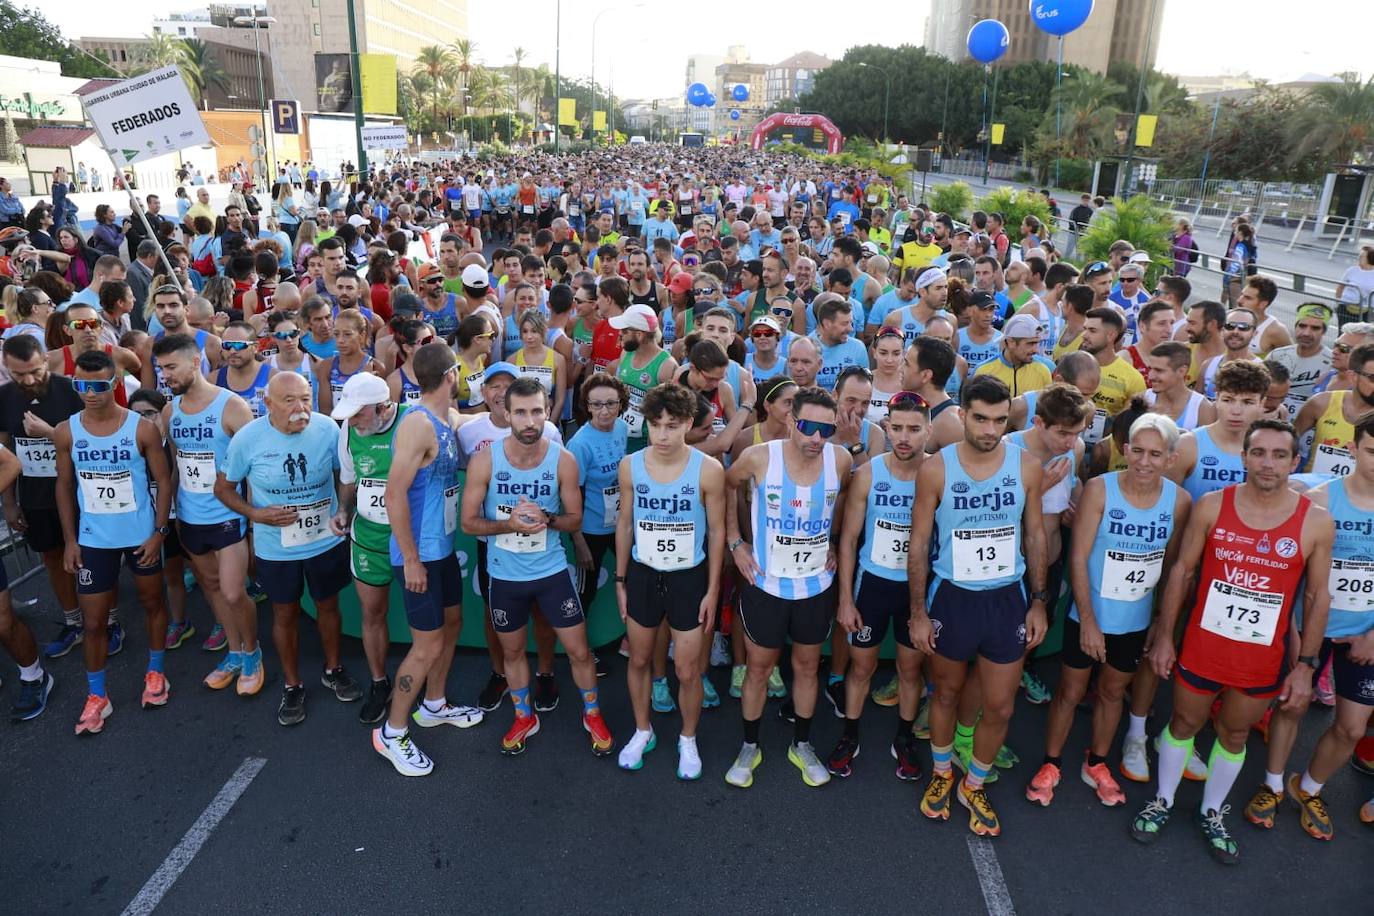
493, 469, 555, 501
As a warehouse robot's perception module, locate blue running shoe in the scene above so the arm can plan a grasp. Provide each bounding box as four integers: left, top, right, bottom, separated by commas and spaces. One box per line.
11, 671, 54, 721
44, 624, 83, 659
702, 674, 721, 709
107, 623, 125, 657
651, 677, 675, 713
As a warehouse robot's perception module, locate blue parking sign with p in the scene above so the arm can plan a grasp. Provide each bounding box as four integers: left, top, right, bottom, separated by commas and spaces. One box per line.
272, 100, 299, 135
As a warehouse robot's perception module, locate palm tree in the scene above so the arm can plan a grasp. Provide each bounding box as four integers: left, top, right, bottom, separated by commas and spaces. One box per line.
451, 39, 478, 119
470, 68, 513, 116
179, 38, 230, 110
412, 45, 457, 132
511, 47, 529, 115
1142, 76, 1190, 116
131, 33, 187, 75
1289, 72, 1374, 166
527, 64, 555, 129
1054, 71, 1123, 158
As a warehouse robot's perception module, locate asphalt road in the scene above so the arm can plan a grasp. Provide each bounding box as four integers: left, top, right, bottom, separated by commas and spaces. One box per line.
2, 569, 1373, 916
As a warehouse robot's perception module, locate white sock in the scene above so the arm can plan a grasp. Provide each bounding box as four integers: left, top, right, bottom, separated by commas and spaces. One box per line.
422, 697, 445, 713
63, 608, 81, 626
1201, 744, 1246, 814
1264, 770, 1284, 793
679, 733, 696, 746
1300, 771, 1323, 796
381, 720, 406, 739
19, 659, 43, 681
1127, 714, 1147, 739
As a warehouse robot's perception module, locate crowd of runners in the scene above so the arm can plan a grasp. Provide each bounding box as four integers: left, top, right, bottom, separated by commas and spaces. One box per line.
1, 144, 1372, 866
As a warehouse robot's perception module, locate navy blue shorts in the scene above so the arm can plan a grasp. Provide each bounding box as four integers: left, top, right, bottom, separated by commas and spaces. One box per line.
851, 570, 914, 650
488, 568, 583, 634
178, 518, 246, 556
77, 544, 162, 595
256, 540, 350, 606
1332, 639, 1374, 706
394, 553, 463, 632
927, 578, 1028, 665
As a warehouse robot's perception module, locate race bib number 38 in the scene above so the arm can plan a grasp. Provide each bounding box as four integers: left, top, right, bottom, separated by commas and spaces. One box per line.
1200, 579, 1283, 645
872, 519, 910, 571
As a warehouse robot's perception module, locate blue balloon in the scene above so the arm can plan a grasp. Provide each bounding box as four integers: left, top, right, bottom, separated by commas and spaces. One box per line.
966, 19, 1010, 64
705, 93, 716, 107
686, 82, 709, 106
1029, 0, 1094, 37
730, 109, 741, 121
731, 84, 749, 102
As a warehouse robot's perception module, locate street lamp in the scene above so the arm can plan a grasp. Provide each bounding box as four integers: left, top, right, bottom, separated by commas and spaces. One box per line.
233, 12, 277, 183
857, 62, 892, 151
590, 3, 646, 147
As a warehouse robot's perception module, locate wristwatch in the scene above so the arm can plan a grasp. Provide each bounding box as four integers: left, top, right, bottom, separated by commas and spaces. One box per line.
614, 574, 627, 584
729, 538, 745, 552
847, 442, 865, 456
1029, 589, 1050, 604
1296, 654, 1320, 668
155, 525, 171, 536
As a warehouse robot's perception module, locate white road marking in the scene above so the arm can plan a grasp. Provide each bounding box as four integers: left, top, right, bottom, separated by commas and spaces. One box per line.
966, 835, 1017, 916
121, 756, 267, 916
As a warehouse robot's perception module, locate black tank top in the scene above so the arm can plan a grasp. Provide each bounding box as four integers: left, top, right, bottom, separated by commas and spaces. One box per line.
630, 281, 660, 309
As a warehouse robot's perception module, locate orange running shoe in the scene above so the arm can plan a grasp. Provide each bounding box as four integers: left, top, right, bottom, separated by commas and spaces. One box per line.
1025, 762, 1061, 807
142, 671, 170, 708
1359, 797, 1374, 824
1353, 736, 1374, 776
74, 694, 112, 735
501, 713, 540, 755
583, 711, 614, 757
1081, 757, 1126, 806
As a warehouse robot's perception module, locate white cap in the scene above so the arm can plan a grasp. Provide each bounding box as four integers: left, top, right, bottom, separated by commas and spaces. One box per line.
1128, 250, 1152, 264
1002, 313, 1042, 339
330, 372, 391, 420
608, 303, 659, 332
347, 214, 368, 228
460, 264, 489, 289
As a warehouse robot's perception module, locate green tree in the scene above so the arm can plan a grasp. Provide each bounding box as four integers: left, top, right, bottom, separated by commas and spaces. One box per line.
1288, 72, 1374, 167
450, 39, 478, 119
179, 38, 229, 110
1051, 70, 1123, 159
130, 33, 187, 73
0, 1, 115, 78
1077, 196, 1174, 284
412, 45, 457, 132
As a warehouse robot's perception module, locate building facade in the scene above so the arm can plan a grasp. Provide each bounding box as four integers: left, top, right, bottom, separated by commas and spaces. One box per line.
765, 52, 832, 107
924, 0, 1165, 74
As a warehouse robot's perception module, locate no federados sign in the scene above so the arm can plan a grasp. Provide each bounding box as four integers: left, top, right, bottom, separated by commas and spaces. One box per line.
80, 65, 211, 166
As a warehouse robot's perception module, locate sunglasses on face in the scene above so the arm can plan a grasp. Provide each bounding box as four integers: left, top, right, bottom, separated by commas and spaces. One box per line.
222, 340, 254, 351
273, 329, 301, 340
74, 379, 114, 394
1334, 342, 1354, 353
795, 418, 837, 439
1223, 322, 1254, 332
769, 307, 793, 317
423, 276, 444, 284
751, 329, 778, 339
695, 286, 719, 296
67, 318, 100, 331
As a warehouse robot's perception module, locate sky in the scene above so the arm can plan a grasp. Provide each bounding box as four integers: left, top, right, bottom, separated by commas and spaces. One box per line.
50, 1, 1370, 102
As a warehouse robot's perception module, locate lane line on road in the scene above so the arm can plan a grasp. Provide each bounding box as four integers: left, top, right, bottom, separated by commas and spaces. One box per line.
965, 836, 1016, 916
121, 756, 267, 916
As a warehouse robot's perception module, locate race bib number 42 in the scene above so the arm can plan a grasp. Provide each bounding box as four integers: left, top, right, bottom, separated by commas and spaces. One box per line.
1099, 549, 1164, 601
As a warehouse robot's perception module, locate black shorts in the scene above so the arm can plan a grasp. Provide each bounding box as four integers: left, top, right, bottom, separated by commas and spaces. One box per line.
1328, 639, 1374, 706
394, 553, 462, 632
256, 540, 350, 606
474, 540, 490, 602
927, 579, 1028, 665
0, 560, 8, 592
488, 568, 583, 634
22, 507, 64, 554
77, 544, 162, 595
625, 560, 708, 632
178, 518, 246, 556
1061, 616, 1148, 673
1177, 661, 1284, 700
163, 524, 185, 561
738, 581, 835, 650
851, 570, 914, 650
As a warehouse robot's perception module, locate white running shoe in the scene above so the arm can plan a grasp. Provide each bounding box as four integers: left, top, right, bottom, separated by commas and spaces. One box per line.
372, 727, 434, 777
788, 741, 831, 787
677, 735, 702, 781
725, 743, 763, 788
710, 632, 731, 668
618, 728, 657, 770
1120, 734, 1150, 783
1152, 734, 1209, 781
412, 702, 484, 729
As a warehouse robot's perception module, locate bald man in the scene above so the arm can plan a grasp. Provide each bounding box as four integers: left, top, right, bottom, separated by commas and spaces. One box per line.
216, 371, 362, 726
